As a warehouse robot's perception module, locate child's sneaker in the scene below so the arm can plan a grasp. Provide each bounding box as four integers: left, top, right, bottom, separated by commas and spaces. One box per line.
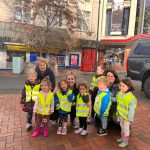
26, 123, 32, 131
73, 122, 79, 129
97, 129, 107, 136
61, 127, 67, 135
80, 130, 87, 136
87, 118, 94, 124
75, 128, 83, 134
57, 127, 62, 135
119, 141, 128, 148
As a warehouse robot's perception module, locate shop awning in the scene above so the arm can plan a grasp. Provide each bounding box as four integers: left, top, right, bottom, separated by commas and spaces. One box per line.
100, 34, 150, 45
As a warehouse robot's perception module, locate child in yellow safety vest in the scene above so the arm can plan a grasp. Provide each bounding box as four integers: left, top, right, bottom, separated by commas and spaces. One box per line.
20, 69, 40, 131
75, 83, 91, 136
94, 76, 111, 136
116, 79, 137, 148
54, 79, 75, 135
32, 77, 54, 137
88, 65, 104, 124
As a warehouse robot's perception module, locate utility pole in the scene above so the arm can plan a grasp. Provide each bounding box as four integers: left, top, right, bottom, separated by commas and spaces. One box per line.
96, 0, 101, 66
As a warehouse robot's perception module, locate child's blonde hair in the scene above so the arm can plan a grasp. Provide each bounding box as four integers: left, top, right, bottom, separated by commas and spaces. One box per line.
97, 76, 108, 85
41, 77, 51, 90
27, 69, 37, 76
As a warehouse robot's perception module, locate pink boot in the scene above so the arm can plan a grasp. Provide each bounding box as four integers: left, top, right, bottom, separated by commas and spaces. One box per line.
43, 128, 48, 137
32, 128, 40, 137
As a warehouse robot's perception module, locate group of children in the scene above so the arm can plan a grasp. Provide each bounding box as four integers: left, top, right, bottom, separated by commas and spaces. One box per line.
20, 63, 137, 148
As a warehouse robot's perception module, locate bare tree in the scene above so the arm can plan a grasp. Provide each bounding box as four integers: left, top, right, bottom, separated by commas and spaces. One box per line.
13, 0, 80, 54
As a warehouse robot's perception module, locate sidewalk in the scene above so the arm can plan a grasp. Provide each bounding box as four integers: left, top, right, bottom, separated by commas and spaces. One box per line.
0, 94, 150, 150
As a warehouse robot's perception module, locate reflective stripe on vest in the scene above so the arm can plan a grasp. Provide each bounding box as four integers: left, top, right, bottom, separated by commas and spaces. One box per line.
116, 92, 137, 121
56, 90, 72, 112
76, 94, 90, 117
90, 76, 98, 90
25, 84, 40, 102
94, 92, 111, 116
37, 92, 53, 115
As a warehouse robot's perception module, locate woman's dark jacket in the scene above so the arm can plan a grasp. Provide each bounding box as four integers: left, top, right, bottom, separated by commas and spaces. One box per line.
35, 66, 56, 90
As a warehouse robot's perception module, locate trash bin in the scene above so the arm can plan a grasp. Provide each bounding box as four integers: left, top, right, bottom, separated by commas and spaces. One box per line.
12, 57, 24, 74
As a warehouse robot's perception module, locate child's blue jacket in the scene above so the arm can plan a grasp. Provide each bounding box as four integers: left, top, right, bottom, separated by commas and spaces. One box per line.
97, 89, 111, 116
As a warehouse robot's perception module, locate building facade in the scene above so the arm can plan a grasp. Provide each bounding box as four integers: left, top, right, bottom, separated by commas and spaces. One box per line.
0, 0, 148, 70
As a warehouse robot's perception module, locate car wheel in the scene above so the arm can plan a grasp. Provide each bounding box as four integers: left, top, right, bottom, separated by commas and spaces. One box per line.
143, 76, 150, 99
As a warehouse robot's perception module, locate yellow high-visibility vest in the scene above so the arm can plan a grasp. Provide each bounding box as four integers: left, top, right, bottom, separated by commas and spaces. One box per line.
94, 92, 111, 116
25, 84, 40, 102
90, 76, 98, 90
76, 93, 90, 117
37, 92, 53, 115
56, 90, 72, 112
116, 92, 137, 121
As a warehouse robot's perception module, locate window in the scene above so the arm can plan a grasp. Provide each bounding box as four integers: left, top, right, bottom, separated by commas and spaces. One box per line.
14, 7, 22, 21
14, 0, 31, 23
135, 43, 150, 55
143, 0, 150, 34
107, 0, 113, 3
105, 10, 112, 36
105, 8, 130, 36
77, 10, 91, 31
122, 8, 130, 35
85, 0, 90, 2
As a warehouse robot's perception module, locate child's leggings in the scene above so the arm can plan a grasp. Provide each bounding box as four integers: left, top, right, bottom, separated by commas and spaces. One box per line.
58, 114, 68, 127
79, 117, 87, 130
119, 116, 130, 137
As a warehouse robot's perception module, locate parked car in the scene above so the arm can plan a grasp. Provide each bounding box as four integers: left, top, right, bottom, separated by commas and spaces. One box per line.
127, 38, 150, 99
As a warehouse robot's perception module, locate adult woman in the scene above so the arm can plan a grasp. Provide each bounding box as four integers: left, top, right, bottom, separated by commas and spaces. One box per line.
35, 57, 56, 91
103, 69, 120, 123
35, 57, 57, 122
66, 72, 79, 128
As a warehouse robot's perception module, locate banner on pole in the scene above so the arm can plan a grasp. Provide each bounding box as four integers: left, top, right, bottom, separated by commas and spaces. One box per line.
110, 0, 124, 35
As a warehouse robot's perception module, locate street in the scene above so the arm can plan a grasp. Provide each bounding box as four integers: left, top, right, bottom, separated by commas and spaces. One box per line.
0, 74, 94, 93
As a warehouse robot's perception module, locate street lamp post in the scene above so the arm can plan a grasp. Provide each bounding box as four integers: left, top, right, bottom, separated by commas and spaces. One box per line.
96, 0, 101, 66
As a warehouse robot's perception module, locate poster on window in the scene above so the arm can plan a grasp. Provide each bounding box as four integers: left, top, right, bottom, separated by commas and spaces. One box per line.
0, 51, 7, 69
110, 0, 124, 35
58, 55, 65, 67
70, 54, 79, 66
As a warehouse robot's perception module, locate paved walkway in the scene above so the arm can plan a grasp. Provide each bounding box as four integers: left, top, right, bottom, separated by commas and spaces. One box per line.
0, 94, 150, 150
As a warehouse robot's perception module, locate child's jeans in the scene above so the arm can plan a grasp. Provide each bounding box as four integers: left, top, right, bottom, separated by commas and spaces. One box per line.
35, 114, 50, 128
100, 116, 108, 129
27, 112, 33, 124
118, 116, 131, 137
58, 114, 68, 127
